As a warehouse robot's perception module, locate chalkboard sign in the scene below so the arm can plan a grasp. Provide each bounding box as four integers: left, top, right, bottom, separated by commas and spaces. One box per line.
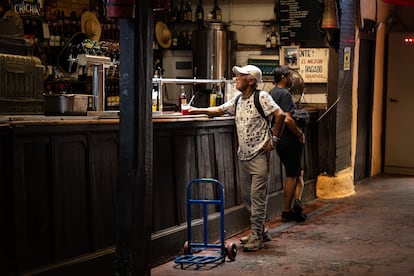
279, 0, 324, 42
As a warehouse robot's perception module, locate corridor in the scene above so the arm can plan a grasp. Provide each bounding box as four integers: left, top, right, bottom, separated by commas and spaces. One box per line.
152, 174, 414, 275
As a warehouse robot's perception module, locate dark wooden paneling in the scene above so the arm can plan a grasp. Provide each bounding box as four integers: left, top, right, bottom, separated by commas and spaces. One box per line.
0, 128, 14, 275
2, 123, 120, 275
53, 135, 90, 260
152, 132, 177, 231
14, 136, 54, 270
1, 116, 319, 274
214, 130, 238, 208
89, 132, 118, 249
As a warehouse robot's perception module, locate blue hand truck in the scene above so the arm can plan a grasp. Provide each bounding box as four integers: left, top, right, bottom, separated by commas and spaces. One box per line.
174, 178, 237, 269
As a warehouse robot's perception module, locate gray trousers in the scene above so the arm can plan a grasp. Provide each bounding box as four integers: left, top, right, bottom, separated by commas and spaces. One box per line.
239, 151, 269, 234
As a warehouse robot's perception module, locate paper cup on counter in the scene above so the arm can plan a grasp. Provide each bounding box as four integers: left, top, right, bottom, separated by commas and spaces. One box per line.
181, 104, 190, 115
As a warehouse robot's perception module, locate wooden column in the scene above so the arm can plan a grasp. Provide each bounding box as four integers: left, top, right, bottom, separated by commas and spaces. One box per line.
115, 1, 153, 275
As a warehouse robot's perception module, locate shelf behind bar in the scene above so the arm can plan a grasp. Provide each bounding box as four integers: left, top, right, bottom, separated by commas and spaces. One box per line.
152, 78, 235, 84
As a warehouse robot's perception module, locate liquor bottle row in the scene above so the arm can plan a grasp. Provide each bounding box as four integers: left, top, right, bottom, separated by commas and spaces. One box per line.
168, 0, 222, 24
171, 29, 193, 50
22, 13, 119, 41
105, 81, 120, 110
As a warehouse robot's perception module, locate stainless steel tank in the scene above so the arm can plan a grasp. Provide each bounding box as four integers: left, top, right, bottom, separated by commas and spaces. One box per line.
192, 23, 236, 106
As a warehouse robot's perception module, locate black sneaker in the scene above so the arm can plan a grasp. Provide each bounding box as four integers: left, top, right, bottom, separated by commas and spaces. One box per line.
281, 210, 296, 222
293, 199, 307, 222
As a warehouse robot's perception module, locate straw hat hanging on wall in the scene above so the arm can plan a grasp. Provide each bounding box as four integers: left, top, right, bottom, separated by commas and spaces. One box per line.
81, 11, 102, 41
155, 21, 172, 48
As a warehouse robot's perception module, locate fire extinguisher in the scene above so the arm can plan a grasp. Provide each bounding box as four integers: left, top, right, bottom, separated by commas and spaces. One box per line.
105, 0, 135, 18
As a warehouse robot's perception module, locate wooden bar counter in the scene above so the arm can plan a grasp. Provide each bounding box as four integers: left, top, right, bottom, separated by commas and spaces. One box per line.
0, 112, 318, 274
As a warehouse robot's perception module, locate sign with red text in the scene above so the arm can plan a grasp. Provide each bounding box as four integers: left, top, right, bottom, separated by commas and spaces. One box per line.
298, 48, 329, 83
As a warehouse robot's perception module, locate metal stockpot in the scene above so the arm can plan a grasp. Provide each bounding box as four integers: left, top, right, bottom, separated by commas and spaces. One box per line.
44, 94, 91, 115
192, 23, 237, 89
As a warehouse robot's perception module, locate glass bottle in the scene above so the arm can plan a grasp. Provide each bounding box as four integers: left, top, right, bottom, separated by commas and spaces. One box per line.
178, 30, 185, 49
185, 1, 192, 22
195, 0, 204, 23
153, 73, 159, 112
270, 26, 277, 48
178, 0, 185, 23
216, 84, 223, 106
266, 32, 271, 48
212, 0, 222, 21
172, 28, 178, 49
184, 30, 192, 49
209, 85, 217, 107
178, 85, 187, 112
170, 0, 178, 22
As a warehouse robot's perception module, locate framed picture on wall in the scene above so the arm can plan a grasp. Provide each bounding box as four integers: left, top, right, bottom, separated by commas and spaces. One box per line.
280, 46, 300, 69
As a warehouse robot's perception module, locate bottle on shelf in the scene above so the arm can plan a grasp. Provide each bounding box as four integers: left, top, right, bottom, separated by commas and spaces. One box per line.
178, 85, 187, 112
185, 30, 192, 49
152, 73, 160, 112
270, 26, 277, 48
195, 0, 204, 23
276, 30, 281, 46
171, 27, 179, 49
57, 10, 64, 36
185, 1, 192, 22
170, 1, 178, 23
178, 30, 185, 49
216, 83, 223, 106
178, 0, 185, 23
212, 0, 222, 21
209, 85, 216, 107
265, 32, 271, 49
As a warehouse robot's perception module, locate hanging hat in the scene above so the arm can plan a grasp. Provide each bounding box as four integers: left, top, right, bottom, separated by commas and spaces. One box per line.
155, 21, 171, 48
81, 11, 101, 41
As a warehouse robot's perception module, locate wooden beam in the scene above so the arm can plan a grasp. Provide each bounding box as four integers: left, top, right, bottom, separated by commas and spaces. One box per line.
115, 1, 153, 275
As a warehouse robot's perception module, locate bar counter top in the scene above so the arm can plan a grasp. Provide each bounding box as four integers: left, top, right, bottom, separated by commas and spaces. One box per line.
0, 112, 234, 127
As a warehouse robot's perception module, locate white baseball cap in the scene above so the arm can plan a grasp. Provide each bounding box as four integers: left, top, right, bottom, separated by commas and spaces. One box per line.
232, 65, 262, 83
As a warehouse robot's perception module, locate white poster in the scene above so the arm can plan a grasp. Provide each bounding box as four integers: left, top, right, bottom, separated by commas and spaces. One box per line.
297, 48, 329, 83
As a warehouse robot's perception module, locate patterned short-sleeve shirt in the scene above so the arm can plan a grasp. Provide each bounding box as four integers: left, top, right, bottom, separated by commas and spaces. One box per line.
221, 90, 281, 160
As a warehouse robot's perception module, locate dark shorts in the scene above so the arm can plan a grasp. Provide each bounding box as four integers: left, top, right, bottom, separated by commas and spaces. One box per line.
276, 139, 303, 177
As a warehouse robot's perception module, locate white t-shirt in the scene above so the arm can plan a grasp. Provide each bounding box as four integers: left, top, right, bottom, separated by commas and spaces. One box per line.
221, 90, 281, 160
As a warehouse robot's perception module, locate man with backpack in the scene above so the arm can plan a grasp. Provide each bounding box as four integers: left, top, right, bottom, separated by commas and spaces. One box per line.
269, 65, 307, 223
188, 65, 285, 251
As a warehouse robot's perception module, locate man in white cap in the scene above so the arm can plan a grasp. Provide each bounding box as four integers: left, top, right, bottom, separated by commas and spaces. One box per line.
189, 65, 285, 251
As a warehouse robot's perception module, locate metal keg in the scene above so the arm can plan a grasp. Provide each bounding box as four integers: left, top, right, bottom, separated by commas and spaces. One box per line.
192, 23, 236, 106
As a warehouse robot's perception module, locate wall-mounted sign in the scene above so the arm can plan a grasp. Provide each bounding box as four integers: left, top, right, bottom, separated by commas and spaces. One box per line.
279, 0, 324, 42
297, 48, 329, 83
344, 47, 351, 71
10, 0, 43, 17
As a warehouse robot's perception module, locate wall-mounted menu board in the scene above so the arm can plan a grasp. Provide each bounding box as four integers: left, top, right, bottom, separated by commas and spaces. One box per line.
279, 0, 324, 42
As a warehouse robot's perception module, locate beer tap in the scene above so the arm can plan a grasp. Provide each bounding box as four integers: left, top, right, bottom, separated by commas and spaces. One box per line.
67, 44, 76, 73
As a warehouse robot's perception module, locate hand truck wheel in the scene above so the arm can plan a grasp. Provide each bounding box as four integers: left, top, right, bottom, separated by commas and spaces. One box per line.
226, 242, 237, 261
183, 241, 190, 254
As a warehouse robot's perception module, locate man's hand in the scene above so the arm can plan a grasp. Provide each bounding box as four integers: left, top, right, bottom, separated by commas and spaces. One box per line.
265, 139, 276, 153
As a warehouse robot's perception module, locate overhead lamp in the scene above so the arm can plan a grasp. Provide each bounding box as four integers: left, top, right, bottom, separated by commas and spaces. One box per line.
321, 0, 339, 29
